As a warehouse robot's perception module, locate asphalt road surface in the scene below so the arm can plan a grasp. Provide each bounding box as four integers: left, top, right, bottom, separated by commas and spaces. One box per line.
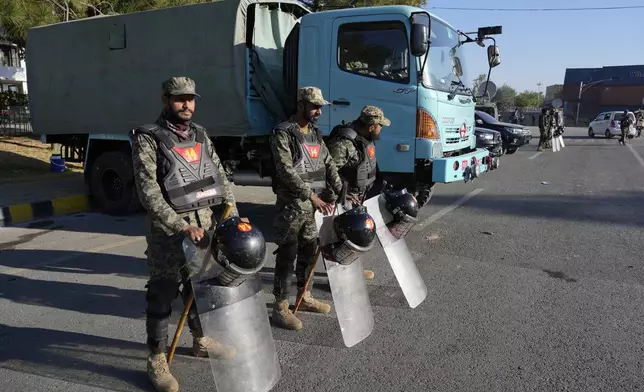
2, 127, 644, 392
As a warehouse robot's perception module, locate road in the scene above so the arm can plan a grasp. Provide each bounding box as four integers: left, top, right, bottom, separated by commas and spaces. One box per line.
2, 126, 644, 392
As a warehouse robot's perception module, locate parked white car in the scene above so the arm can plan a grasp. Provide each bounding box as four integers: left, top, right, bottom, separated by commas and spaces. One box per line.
588, 111, 625, 138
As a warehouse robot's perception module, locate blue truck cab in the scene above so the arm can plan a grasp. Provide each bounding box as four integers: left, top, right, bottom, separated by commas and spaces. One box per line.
285, 5, 502, 204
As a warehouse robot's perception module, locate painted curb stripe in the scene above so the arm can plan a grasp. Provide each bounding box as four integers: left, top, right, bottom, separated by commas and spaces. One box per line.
0, 194, 91, 227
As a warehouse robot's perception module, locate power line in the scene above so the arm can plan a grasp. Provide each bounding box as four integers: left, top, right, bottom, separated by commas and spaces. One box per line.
429, 5, 644, 12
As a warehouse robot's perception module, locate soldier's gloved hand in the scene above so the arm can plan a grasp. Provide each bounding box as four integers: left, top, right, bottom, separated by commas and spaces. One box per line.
347, 194, 361, 206
311, 193, 334, 215
183, 225, 206, 243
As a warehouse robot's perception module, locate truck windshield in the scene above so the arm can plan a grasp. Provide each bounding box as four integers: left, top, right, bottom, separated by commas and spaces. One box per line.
421, 18, 470, 95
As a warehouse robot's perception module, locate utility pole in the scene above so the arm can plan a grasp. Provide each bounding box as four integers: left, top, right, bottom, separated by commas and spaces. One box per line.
575, 78, 618, 125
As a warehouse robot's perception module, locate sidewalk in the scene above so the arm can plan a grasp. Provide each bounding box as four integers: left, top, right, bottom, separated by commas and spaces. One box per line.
0, 174, 91, 226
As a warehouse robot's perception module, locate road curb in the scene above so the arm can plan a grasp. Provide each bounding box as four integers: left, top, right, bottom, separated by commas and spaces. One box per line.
0, 194, 92, 227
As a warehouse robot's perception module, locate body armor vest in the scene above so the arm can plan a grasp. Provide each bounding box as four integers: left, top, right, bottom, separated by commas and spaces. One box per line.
133, 123, 226, 213
274, 122, 327, 193
329, 125, 378, 193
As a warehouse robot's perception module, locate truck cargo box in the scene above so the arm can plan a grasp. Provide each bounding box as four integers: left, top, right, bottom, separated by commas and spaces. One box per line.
26, 0, 307, 137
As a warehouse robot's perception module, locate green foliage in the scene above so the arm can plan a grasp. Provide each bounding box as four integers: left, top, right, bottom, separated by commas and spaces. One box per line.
491, 84, 516, 112
0, 91, 29, 107
515, 90, 545, 108
472, 73, 487, 96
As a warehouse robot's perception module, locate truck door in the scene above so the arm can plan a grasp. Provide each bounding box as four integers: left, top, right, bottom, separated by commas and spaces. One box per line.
329, 15, 417, 174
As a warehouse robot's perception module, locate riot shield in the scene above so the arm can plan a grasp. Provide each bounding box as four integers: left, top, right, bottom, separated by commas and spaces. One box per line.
363, 194, 428, 309
314, 206, 375, 348
182, 233, 280, 392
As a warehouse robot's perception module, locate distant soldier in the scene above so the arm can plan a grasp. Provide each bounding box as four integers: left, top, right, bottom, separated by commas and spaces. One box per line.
619, 109, 633, 146
537, 107, 550, 152
131, 77, 239, 392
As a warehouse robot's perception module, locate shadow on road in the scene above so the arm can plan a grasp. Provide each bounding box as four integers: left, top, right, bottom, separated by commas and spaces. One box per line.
0, 324, 156, 391
0, 271, 147, 320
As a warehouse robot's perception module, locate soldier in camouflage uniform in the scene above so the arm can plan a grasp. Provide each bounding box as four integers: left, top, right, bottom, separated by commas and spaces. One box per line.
270, 86, 344, 331
131, 77, 239, 392
537, 107, 551, 152
327, 105, 391, 281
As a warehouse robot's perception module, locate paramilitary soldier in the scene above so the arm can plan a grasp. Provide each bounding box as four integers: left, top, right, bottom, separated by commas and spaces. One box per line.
326, 105, 391, 281
270, 86, 344, 331
537, 107, 552, 152
131, 77, 239, 392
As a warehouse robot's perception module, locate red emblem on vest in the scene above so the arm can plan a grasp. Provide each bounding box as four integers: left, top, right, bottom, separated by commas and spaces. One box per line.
304, 144, 320, 159
173, 143, 201, 163
367, 145, 376, 158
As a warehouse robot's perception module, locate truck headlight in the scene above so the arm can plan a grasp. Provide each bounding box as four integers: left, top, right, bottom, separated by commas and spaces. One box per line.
477, 134, 493, 140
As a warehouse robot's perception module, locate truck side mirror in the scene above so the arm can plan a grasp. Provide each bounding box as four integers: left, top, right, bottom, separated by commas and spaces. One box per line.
487, 45, 501, 68
410, 13, 430, 57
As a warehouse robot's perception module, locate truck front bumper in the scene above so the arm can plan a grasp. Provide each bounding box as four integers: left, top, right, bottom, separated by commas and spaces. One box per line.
431, 148, 498, 183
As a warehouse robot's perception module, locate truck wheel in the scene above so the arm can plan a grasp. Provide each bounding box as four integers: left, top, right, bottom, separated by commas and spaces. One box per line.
506, 148, 518, 154
89, 151, 141, 215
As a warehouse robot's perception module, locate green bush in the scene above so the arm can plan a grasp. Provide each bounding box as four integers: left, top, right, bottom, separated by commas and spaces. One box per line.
0, 91, 29, 107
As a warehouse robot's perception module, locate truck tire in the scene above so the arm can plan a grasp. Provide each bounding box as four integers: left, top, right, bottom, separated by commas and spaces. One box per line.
89, 151, 141, 215
506, 148, 518, 154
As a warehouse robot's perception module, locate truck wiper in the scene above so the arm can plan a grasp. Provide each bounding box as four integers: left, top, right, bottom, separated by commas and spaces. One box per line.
448, 80, 474, 101
447, 80, 464, 100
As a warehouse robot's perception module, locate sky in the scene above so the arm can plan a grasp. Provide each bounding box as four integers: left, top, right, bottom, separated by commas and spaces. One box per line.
423, 0, 644, 93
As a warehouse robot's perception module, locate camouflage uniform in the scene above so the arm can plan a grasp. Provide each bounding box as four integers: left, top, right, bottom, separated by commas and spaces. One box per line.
619, 111, 633, 145
270, 87, 343, 328
537, 108, 551, 151
327, 105, 390, 203
131, 77, 238, 358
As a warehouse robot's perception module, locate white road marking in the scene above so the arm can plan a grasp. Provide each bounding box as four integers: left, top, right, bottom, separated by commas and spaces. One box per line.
626, 144, 644, 172
413, 188, 484, 231
3, 236, 145, 277
528, 152, 542, 160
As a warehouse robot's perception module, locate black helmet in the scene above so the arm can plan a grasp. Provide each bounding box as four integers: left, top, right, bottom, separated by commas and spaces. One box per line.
333, 205, 376, 250
384, 188, 419, 222
211, 216, 266, 274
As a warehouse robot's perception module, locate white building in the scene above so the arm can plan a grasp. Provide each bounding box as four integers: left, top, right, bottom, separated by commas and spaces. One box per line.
0, 31, 28, 94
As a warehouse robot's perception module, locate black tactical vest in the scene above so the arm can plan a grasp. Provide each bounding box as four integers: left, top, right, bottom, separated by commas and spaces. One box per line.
329, 125, 377, 193
273, 122, 327, 193
133, 123, 226, 213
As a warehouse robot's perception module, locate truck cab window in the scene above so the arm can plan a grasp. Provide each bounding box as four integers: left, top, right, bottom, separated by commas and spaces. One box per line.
337, 21, 410, 84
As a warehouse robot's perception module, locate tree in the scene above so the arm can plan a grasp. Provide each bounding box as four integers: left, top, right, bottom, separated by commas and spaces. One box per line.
492, 84, 516, 112
515, 90, 545, 108
472, 73, 487, 96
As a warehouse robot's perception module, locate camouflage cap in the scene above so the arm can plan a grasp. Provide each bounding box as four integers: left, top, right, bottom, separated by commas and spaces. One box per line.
359, 105, 391, 126
297, 86, 330, 106
161, 76, 201, 97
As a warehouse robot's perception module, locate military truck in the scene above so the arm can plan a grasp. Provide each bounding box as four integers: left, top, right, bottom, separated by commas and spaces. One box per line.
26, 0, 502, 215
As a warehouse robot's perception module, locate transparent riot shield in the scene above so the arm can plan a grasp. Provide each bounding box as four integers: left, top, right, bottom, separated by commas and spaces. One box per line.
363, 195, 428, 309
314, 207, 375, 348
182, 235, 280, 392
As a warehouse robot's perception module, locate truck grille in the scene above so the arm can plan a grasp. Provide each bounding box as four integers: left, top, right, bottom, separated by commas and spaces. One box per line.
444, 126, 471, 144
